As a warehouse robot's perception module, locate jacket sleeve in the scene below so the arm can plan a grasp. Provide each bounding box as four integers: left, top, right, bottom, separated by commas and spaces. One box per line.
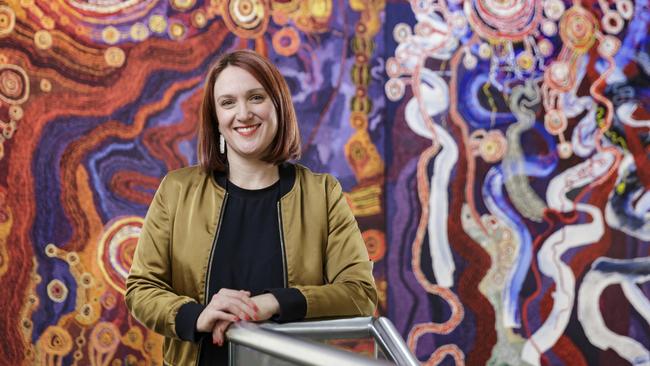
125, 175, 196, 339
293, 177, 378, 318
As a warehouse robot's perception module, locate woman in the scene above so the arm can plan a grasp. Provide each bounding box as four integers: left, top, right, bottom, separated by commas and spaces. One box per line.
125, 49, 377, 366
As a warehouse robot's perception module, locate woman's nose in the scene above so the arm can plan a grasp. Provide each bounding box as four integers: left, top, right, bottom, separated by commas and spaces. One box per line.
236, 103, 252, 120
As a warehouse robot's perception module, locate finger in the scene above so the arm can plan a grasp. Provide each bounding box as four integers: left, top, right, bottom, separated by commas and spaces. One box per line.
225, 293, 259, 315
218, 320, 232, 339
212, 321, 225, 345
209, 295, 253, 314
217, 288, 250, 298
222, 290, 259, 312
212, 329, 222, 346
226, 290, 259, 312
210, 309, 239, 323
212, 321, 231, 346
224, 300, 257, 321
212, 296, 257, 320
240, 289, 252, 298
212, 291, 258, 314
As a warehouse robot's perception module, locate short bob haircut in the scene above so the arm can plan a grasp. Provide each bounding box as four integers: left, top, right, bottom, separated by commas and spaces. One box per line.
197, 49, 301, 173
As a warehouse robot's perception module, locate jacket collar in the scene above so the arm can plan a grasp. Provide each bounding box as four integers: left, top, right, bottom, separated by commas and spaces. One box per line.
213, 162, 296, 198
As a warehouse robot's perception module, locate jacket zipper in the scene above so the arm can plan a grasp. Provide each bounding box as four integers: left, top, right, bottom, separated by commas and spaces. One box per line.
195, 193, 229, 366
276, 202, 288, 288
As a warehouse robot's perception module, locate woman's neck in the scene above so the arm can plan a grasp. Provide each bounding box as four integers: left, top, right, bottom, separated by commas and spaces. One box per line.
227, 156, 279, 190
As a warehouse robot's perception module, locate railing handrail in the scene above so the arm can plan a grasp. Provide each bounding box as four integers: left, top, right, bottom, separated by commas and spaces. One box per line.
260, 316, 374, 339
260, 317, 420, 366
370, 317, 419, 366
226, 321, 392, 366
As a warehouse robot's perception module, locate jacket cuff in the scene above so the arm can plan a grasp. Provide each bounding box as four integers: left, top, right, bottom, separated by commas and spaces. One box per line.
267, 288, 307, 323
175, 302, 208, 342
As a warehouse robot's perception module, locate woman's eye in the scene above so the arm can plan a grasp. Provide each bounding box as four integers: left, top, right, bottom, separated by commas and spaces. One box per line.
220, 100, 234, 107
250, 95, 264, 102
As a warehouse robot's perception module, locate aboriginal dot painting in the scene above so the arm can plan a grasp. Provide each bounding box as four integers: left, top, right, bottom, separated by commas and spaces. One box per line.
0, 0, 647, 365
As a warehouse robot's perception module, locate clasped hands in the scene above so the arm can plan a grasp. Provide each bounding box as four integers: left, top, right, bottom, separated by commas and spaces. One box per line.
196, 288, 280, 346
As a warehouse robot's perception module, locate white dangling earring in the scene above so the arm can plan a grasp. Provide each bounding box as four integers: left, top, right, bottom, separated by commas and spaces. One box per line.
219, 134, 225, 154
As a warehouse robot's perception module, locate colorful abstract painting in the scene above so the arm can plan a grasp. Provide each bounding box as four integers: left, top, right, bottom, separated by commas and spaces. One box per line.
384, 0, 649, 365
0, 0, 648, 365
0, 0, 385, 364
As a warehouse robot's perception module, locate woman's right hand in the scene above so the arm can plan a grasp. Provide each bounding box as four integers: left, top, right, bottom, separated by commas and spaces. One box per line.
196, 289, 259, 334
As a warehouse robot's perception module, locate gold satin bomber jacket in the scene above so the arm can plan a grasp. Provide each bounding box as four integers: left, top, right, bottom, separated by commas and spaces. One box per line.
125, 164, 378, 366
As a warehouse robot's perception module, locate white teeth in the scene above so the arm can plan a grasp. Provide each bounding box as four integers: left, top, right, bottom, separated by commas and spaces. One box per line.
236, 125, 258, 133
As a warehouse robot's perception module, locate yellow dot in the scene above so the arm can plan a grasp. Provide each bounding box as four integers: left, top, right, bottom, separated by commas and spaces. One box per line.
310, 0, 331, 18
148, 15, 167, 34
9, 105, 23, 120
169, 22, 186, 39
517, 52, 534, 70
41, 16, 54, 30
45, 243, 57, 257
0, 6, 16, 37
20, 0, 34, 7
172, 0, 196, 11
59, 16, 69, 26
102, 26, 120, 45
478, 43, 492, 59
104, 47, 126, 67
0, 54, 7, 64
192, 10, 207, 28
130, 22, 149, 41
34, 30, 52, 50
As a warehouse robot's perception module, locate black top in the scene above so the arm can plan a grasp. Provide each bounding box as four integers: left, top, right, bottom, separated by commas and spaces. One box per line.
174, 166, 307, 365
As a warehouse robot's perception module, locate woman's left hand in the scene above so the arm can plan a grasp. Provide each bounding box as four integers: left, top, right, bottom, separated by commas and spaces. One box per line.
212, 293, 279, 345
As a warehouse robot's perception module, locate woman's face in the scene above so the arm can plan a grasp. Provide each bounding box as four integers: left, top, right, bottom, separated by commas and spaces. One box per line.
213, 66, 278, 164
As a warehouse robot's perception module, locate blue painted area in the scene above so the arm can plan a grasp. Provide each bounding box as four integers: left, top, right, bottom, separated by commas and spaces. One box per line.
482, 124, 558, 326
148, 87, 200, 127
31, 256, 77, 342
458, 66, 519, 129
87, 141, 162, 221
614, 0, 650, 67
593, 257, 650, 274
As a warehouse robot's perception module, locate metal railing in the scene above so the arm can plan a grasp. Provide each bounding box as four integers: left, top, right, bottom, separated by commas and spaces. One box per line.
226, 317, 419, 366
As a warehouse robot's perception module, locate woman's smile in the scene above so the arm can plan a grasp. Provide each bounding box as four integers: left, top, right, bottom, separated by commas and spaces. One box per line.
233, 123, 261, 136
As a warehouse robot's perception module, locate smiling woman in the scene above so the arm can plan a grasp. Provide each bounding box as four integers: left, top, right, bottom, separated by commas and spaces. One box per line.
213, 67, 280, 172
197, 50, 302, 177
125, 50, 377, 366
